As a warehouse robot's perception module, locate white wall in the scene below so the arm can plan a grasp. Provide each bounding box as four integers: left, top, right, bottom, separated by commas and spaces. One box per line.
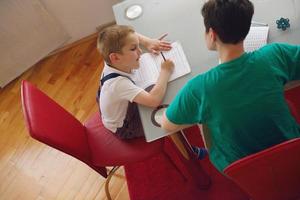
0, 0, 70, 87
40, 0, 119, 44
0, 0, 120, 87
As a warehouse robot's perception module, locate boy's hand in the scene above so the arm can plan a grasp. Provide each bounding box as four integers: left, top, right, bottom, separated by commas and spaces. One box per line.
137, 32, 172, 54
143, 33, 172, 54
146, 38, 172, 54
161, 59, 174, 74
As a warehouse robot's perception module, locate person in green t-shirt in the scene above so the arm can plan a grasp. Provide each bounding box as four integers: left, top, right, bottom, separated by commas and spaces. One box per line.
161, 0, 300, 172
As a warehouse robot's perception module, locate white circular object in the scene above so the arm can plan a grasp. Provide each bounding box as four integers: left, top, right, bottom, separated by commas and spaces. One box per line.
125, 5, 143, 20
151, 105, 168, 127
154, 107, 166, 125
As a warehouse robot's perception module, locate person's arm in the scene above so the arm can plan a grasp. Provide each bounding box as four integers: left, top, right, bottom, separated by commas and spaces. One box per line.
161, 112, 192, 133
268, 43, 300, 81
160, 79, 203, 132
137, 33, 172, 54
133, 59, 174, 107
280, 44, 300, 81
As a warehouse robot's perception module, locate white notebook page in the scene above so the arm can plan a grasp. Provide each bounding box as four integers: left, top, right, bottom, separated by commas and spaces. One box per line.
132, 41, 191, 89
244, 26, 269, 52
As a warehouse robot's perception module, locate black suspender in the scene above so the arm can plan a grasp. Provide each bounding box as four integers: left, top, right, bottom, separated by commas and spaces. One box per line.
100, 73, 122, 86
96, 73, 134, 102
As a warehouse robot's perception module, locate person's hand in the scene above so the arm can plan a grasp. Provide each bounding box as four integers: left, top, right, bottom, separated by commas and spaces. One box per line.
161, 59, 174, 74
143, 33, 172, 54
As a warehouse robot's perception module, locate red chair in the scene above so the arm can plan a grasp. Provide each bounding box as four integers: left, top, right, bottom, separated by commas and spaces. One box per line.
224, 85, 300, 200
224, 138, 300, 200
21, 80, 164, 199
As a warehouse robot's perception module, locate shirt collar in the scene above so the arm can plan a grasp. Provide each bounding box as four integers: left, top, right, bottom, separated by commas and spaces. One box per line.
102, 62, 132, 78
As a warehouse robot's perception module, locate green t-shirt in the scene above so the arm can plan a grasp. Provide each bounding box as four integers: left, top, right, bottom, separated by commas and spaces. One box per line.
166, 43, 300, 172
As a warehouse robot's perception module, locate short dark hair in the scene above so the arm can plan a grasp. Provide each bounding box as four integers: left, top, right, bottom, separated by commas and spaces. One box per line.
201, 0, 254, 44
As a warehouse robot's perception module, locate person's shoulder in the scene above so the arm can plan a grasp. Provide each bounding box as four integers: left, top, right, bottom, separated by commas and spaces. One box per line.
268, 42, 299, 48
183, 70, 216, 92
257, 43, 299, 59
259, 42, 296, 52
112, 76, 136, 88
103, 76, 133, 91
250, 43, 281, 60
187, 66, 221, 86
186, 73, 205, 86
114, 75, 133, 83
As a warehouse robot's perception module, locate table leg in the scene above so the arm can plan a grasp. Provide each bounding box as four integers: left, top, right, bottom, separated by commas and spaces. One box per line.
168, 131, 211, 189
169, 133, 190, 160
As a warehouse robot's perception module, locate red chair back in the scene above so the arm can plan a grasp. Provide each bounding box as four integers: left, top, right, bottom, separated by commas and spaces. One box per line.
224, 138, 300, 200
21, 80, 107, 177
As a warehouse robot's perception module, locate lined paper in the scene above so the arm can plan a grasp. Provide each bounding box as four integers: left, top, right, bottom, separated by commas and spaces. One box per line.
244, 26, 269, 52
132, 41, 191, 89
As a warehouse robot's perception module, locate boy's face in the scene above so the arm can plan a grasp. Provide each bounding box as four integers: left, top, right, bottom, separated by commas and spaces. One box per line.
117, 32, 142, 70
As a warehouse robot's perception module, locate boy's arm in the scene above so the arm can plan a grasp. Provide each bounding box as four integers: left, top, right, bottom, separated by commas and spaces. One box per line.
137, 33, 172, 54
133, 60, 174, 107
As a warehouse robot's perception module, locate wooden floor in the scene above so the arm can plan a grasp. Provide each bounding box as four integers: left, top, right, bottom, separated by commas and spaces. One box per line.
0, 37, 130, 200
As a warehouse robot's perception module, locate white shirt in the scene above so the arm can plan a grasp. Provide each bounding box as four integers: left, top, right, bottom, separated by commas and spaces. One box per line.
99, 63, 143, 132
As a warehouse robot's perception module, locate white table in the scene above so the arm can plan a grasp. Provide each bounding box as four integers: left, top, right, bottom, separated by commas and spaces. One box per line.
113, 0, 300, 142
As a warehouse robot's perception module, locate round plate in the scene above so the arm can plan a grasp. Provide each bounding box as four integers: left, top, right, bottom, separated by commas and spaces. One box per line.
125, 5, 143, 20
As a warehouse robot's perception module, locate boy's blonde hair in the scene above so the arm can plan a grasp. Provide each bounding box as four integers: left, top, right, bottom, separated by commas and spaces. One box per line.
97, 25, 135, 64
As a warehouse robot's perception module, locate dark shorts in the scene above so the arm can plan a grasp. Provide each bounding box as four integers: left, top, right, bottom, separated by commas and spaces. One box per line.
115, 102, 145, 139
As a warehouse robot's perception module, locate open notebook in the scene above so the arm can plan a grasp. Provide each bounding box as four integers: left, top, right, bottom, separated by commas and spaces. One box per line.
244, 26, 269, 52
131, 41, 191, 89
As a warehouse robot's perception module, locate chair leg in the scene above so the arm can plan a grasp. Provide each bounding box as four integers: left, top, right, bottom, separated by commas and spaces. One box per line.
105, 166, 120, 200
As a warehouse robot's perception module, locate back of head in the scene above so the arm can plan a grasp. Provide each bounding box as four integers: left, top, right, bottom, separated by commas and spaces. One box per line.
201, 0, 254, 44
97, 25, 135, 64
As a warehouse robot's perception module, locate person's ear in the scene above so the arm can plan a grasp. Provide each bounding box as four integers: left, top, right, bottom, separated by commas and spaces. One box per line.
109, 53, 120, 64
209, 28, 217, 42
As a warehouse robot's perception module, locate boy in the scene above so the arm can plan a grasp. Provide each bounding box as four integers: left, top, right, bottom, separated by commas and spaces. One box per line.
97, 25, 174, 139
161, 0, 300, 172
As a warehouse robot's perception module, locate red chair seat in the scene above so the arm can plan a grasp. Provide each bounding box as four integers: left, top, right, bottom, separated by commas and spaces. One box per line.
84, 112, 164, 166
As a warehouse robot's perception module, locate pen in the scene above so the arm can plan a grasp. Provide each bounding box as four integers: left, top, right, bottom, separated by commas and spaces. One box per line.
251, 20, 268, 26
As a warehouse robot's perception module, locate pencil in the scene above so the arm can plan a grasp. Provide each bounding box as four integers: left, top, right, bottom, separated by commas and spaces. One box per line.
160, 52, 166, 61
158, 33, 168, 40
158, 33, 168, 61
